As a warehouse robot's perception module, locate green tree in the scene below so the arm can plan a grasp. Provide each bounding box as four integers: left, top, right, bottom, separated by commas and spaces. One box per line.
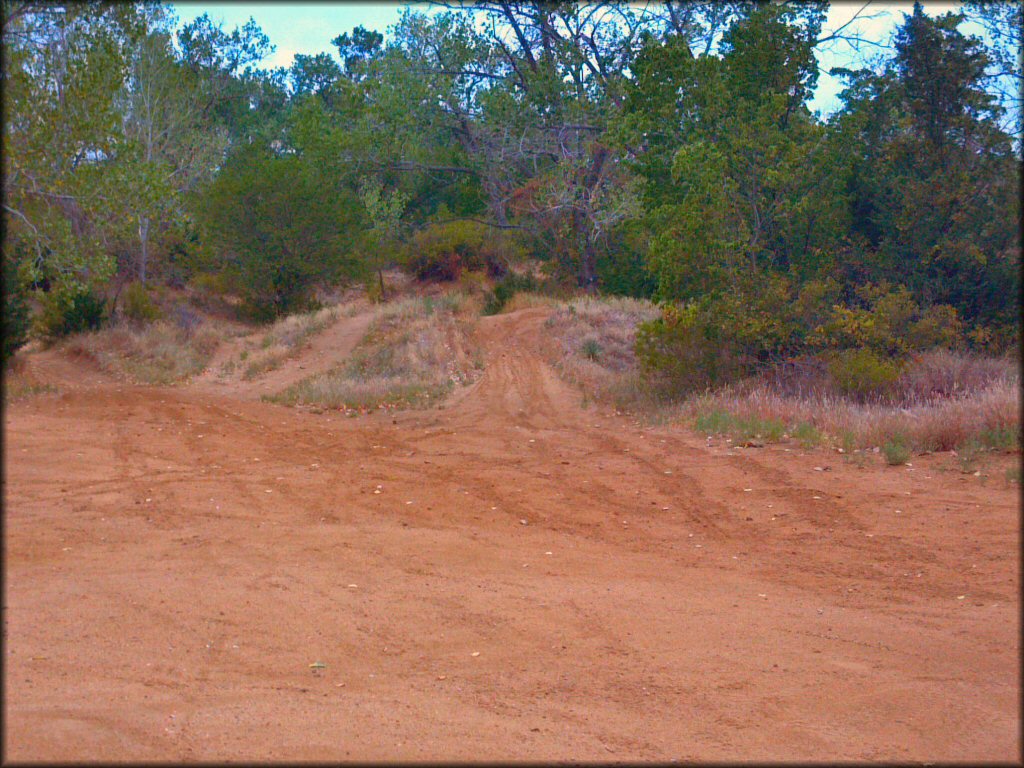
623, 4, 847, 304
197, 143, 364, 319
834, 2, 1020, 340
2, 3, 147, 290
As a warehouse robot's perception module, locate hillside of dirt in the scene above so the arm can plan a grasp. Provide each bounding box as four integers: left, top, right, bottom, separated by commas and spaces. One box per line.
3, 305, 1019, 762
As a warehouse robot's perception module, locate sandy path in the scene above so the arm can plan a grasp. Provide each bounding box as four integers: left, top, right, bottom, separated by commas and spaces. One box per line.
3, 307, 1019, 762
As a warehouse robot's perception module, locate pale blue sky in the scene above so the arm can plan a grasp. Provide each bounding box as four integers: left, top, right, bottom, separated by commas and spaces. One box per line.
170, 2, 966, 117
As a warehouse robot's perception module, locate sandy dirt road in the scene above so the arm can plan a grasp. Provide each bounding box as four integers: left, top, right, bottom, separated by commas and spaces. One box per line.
3, 307, 1019, 762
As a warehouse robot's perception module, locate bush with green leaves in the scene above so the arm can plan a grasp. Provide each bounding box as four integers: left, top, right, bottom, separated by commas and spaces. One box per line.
635, 278, 802, 394
408, 220, 522, 282
882, 433, 912, 465
811, 284, 962, 357
34, 284, 107, 342
827, 347, 902, 401
120, 282, 163, 324
482, 272, 540, 315
636, 304, 744, 394
3, 254, 31, 364
197, 144, 363, 320
637, 275, 971, 399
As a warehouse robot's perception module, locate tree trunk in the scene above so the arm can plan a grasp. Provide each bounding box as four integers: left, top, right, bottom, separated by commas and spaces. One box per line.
138, 215, 150, 285
579, 232, 598, 294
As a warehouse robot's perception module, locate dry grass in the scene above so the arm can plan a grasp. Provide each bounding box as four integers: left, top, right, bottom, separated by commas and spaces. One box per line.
896, 350, 1017, 403
500, 292, 563, 313
229, 305, 340, 380
538, 296, 1019, 458
268, 290, 483, 412
678, 377, 1019, 455
541, 295, 660, 408
3, 358, 59, 403
63, 319, 222, 385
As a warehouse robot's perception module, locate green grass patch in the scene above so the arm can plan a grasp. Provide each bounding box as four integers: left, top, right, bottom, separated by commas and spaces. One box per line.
882, 433, 912, 466
978, 425, 1018, 452
791, 421, 824, 448
693, 409, 787, 442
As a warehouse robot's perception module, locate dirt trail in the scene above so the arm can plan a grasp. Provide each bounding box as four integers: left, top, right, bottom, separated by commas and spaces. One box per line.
191, 307, 376, 400
4, 307, 1019, 762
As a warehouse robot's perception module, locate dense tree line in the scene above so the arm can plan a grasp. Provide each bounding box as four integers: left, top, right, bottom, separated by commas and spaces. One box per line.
3, 2, 1020, 380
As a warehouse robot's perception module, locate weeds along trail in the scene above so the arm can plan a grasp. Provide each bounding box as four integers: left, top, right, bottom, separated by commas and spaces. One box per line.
2, 304, 1019, 761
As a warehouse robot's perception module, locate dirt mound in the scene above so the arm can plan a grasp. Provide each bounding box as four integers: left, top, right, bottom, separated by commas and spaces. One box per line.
4, 307, 1019, 762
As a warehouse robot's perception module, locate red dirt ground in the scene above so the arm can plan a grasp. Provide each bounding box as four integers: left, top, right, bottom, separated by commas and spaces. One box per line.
3, 307, 1020, 761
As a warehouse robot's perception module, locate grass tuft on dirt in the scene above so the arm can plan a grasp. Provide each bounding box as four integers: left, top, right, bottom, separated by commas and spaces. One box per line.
267, 291, 483, 412
63, 319, 222, 385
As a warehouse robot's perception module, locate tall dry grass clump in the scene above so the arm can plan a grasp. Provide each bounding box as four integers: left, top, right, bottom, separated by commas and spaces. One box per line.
2, 356, 59, 402
269, 291, 483, 411
63, 314, 222, 385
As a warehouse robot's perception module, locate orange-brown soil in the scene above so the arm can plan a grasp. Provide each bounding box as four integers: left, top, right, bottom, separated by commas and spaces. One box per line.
3, 308, 1019, 761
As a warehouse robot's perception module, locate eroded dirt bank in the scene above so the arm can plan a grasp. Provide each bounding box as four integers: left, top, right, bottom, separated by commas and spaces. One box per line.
4, 308, 1019, 761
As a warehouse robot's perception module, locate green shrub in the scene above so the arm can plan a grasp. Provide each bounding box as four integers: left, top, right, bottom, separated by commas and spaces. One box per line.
595, 222, 657, 298
483, 272, 539, 315
2, 254, 31, 364
365, 276, 385, 304
408, 220, 523, 282
121, 282, 162, 324
907, 304, 962, 351
828, 348, 902, 401
190, 272, 232, 296
581, 338, 602, 361
35, 284, 107, 341
635, 304, 749, 394
956, 439, 983, 473
812, 284, 963, 357
882, 433, 912, 465
694, 410, 739, 435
